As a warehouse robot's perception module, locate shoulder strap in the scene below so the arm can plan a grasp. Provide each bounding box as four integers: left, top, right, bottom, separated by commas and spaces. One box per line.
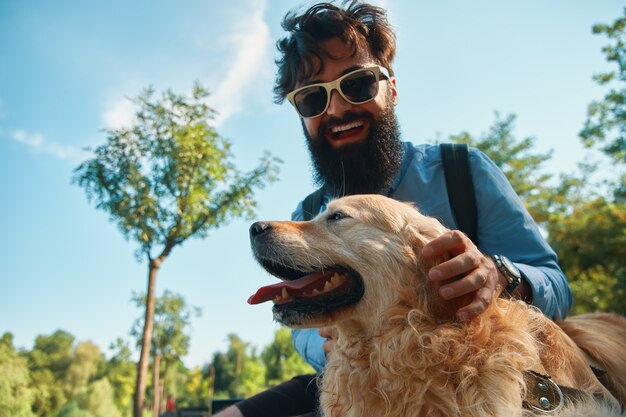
302, 187, 325, 221
440, 143, 478, 244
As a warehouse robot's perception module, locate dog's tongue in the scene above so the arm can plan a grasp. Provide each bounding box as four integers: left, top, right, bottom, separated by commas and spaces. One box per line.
248, 270, 336, 305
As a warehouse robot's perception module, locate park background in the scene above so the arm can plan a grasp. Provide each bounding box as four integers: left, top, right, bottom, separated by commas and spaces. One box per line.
1, 0, 625, 416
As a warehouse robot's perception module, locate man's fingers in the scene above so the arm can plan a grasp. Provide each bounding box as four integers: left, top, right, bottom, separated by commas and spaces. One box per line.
456, 286, 493, 321
422, 230, 468, 257
428, 251, 482, 282
438, 268, 489, 299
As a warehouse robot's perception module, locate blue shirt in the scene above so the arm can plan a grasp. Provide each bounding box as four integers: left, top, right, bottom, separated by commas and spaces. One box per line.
290, 142, 573, 372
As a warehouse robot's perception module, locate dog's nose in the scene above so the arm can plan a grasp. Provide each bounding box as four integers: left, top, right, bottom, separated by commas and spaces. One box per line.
249, 221, 272, 239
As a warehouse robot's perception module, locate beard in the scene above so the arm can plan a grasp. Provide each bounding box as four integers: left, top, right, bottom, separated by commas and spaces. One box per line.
303, 103, 404, 197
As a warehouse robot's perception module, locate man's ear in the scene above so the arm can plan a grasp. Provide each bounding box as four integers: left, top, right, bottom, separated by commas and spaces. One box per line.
389, 77, 398, 106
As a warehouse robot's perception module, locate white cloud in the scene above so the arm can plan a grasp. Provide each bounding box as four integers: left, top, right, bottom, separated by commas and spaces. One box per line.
209, 0, 271, 126
7, 129, 91, 161
102, 97, 136, 130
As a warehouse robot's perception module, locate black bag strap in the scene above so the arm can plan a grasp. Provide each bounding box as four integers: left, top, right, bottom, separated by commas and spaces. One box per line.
440, 143, 478, 244
302, 187, 325, 221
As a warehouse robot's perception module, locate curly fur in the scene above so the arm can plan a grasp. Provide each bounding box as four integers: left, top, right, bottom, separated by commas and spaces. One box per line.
255, 195, 625, 417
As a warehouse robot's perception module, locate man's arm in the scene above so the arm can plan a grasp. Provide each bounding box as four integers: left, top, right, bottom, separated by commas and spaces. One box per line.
423, 148, 572, 321
212, 374, 319, 417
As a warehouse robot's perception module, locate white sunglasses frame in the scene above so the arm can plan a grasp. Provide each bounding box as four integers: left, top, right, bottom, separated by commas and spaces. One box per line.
286, 65, 391, 119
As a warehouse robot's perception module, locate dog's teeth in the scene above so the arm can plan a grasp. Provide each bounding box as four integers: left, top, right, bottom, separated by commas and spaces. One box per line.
323, 280, 335, 292
312, 289, 321, 296
331, 273, 342, 285
282, 288, 289, 298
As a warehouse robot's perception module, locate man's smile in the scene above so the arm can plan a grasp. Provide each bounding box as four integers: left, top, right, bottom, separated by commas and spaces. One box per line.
324, 119, 369, 148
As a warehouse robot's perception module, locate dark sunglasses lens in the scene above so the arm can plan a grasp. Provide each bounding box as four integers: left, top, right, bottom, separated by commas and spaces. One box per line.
294, 86, 328, 117
340, 70, 378, 103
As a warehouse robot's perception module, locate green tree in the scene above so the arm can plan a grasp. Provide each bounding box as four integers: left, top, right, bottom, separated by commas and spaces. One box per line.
54, 403, 95, 417
261, 328, 314, 386
447, 113, 554, 223
548, 198, 626, 314
212, 334, 265, 398
0, 333, 36, 417
131, 290, 200, 413
73, 83, 280, 417
66, 342, 105, 397
180, 366, 211, 407
580, 8, 626, 166
75, 379, 121, 417
27, 330, 75, 416
104, 339, 136, 416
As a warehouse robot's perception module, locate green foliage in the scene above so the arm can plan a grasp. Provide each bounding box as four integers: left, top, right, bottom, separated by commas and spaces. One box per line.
180, 366, 211, 406
211, 334, 265, 398
104, 339, 135, 415
580, 8, 626, 165
448, 113, 555, 223
66, 342, 105, 397
261, 327, 314, 386
0, 334, 35, 417
54, 403, 95, 417
73, 82, 281, 262
131, 291, 201, 362
548, 198, 626, 314
75, 379, 121, 417
27, 330, 75, 416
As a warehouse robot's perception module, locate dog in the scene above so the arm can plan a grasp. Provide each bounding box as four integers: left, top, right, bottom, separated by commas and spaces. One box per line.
248, 194, 626, 417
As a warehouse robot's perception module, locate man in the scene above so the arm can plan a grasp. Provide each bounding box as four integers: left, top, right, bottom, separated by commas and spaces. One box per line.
217, 2, 572, 416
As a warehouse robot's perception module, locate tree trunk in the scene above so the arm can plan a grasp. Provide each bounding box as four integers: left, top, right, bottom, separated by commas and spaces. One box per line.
134, 259, 160, 417
153, 353, 161, 417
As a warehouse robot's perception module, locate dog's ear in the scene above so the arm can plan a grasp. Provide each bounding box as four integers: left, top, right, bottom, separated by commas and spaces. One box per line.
407, 221, 472, 323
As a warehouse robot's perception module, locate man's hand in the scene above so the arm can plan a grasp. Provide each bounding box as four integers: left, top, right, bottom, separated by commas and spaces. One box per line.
422, 230, 507, 321
319, 326, 338, 355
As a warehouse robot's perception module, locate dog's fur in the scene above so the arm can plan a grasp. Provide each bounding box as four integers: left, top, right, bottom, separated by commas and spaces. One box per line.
251, 195, 626, 417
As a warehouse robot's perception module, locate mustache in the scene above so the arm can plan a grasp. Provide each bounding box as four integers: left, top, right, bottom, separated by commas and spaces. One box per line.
318, 111, 374, 134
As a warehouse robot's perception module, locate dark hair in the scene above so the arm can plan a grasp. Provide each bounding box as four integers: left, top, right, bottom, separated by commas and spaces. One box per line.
274, 1, 396, 103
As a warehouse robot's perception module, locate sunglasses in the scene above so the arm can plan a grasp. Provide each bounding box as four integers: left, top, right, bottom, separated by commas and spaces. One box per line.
286, 66, 391, 119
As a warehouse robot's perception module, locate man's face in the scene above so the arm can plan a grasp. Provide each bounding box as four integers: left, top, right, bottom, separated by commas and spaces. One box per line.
293, 37, 403, 196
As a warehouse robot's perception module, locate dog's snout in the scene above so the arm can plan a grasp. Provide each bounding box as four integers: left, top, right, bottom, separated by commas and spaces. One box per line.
250, 221, 272, 240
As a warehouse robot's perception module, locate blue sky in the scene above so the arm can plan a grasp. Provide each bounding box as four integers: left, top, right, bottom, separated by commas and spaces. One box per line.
0, 0, 622, 368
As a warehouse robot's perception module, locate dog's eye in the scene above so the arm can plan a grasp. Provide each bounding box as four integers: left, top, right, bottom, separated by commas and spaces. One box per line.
327, 211, 347, 221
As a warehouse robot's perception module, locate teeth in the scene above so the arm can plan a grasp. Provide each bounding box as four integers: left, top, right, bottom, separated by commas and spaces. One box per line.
272, 273, 349, 305
331, 121, 363, 134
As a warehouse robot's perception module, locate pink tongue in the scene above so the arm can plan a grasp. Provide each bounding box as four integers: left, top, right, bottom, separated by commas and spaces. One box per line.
247, 269, 338, 305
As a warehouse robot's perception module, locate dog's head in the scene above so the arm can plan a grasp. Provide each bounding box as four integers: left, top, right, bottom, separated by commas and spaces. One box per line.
248, 194, 452, 329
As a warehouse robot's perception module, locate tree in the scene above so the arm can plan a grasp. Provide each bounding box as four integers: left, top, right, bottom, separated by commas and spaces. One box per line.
211, 334, 265, 398
447, 113, 554, 223
548, 198, 626, 315
66, 342, 105, 397
27, 330, 75, 416
261, 327, 314, 387
104, 339, 136, 416
131, 290, 200, 414
580, 8, 626, 166
73, 83, 280, 417
0, 333, 35, 417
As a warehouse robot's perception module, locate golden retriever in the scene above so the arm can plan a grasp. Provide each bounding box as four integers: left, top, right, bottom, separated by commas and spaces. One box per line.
248, 195, 626, 417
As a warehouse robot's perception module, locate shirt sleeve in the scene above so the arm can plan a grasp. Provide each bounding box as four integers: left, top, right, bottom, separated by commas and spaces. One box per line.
469, 149, 573, 320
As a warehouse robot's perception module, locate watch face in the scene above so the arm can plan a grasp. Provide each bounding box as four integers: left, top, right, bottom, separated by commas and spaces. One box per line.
500, 255, 521, 279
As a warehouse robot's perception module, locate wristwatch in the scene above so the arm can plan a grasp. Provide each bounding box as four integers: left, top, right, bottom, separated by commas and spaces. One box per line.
491, 254, 521, 295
